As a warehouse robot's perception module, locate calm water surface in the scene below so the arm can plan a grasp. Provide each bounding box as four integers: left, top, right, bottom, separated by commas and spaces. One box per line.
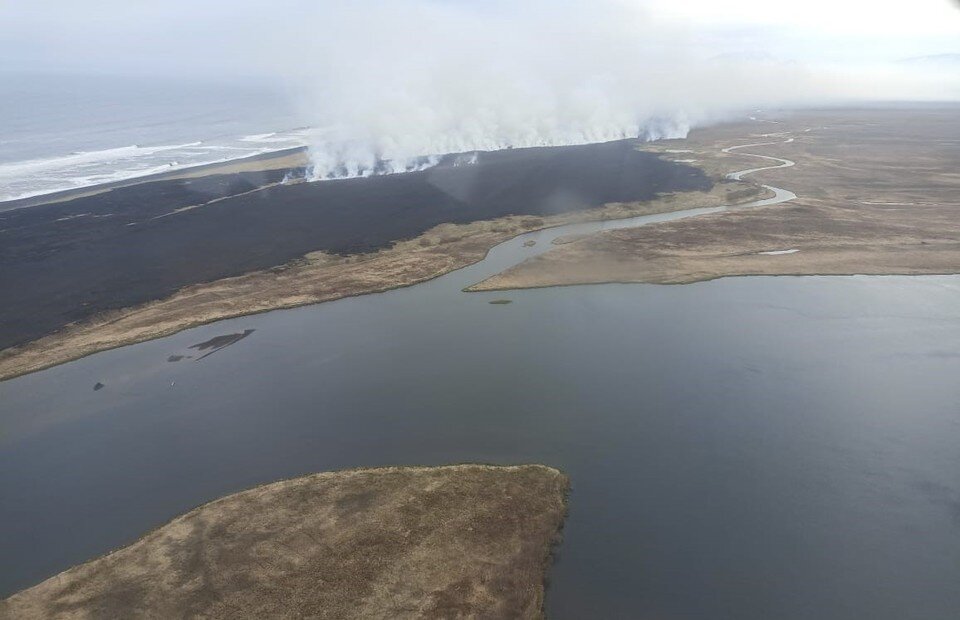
2, 211, 959, 618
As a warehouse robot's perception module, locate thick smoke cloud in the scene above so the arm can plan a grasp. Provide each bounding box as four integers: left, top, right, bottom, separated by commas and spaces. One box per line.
279, 0, 955, 179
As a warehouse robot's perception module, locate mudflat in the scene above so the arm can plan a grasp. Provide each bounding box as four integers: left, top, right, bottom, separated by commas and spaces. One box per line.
0, 464, 569, 620
470, 107, 960, 291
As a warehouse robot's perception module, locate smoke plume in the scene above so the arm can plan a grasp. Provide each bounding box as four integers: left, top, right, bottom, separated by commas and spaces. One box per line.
276, 0, 956, 179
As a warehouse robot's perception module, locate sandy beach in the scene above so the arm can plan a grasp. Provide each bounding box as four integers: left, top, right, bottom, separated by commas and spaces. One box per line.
0, 147, 309, 212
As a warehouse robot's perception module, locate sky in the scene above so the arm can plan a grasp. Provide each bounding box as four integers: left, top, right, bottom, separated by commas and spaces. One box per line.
2, 0, 958, 173
1, 0, 958, 76
647, 0, 960, 64
647, 0, 960, 38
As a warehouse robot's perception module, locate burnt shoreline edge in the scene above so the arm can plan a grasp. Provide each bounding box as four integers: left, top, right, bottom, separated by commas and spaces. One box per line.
0, 139, 712, 351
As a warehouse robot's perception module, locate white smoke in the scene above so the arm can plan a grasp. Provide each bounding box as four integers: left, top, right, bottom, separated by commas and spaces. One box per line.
275, 0, 958, 179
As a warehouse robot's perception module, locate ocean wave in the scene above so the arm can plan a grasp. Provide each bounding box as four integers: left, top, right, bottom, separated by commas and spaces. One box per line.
240, 133, 279, 142
7, 143, 201, 173
0, 133, 308, 204
240, 130, 311, 144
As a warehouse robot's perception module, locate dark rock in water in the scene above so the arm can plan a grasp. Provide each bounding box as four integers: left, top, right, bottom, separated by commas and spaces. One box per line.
93, 382, 104, 391
489, 299, 513, 305
189, 329, 255, 360
167, 355, 185, 363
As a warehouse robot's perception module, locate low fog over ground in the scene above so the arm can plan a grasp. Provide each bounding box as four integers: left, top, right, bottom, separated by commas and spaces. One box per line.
3, 0, 959, 176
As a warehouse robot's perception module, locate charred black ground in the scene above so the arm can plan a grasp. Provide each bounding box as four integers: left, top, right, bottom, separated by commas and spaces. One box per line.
0, 139, 711, 350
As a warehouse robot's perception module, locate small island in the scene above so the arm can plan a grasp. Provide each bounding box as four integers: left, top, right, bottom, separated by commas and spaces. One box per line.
1, 465, 569, 619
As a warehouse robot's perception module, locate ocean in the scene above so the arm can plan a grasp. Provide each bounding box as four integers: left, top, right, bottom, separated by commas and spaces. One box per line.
0, 72, 308, 203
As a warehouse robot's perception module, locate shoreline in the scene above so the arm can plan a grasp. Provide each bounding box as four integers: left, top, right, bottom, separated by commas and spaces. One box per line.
466, 270, 960, 294
0, 138, 727, 379
0, 146, 309, 212
1, 139, 712, 350
0, 181, 764, 382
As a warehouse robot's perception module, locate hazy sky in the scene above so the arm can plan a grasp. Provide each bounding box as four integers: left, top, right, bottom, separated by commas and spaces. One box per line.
2, 0, 958, 76
2, 0, 958, 173
650, 0, 960, 63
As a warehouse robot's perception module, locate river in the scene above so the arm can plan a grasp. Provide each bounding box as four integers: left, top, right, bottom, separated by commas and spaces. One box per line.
1, 141, 959, 618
